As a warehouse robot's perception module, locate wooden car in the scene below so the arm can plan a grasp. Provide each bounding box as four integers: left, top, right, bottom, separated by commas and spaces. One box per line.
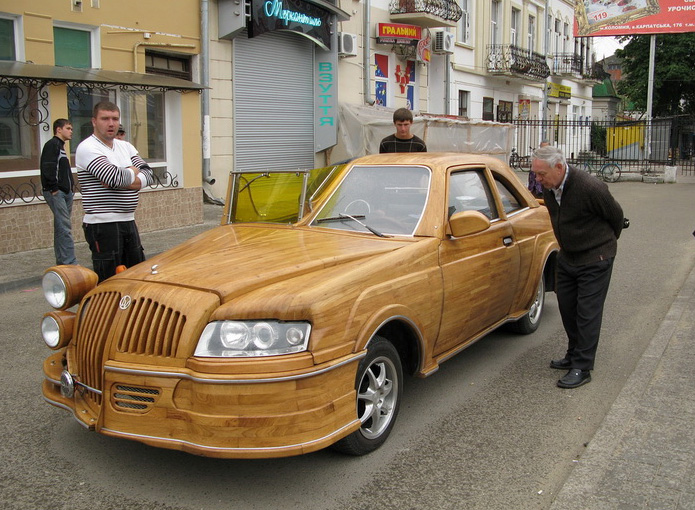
41, 153, 558, 458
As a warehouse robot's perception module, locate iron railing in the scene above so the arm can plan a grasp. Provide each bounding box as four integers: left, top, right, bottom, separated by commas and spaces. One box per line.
487, 44, 550, 81
389, 0, 463, 22
510, 116, 695, 175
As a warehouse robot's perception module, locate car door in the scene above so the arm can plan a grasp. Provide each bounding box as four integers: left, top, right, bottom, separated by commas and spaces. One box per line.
434, 168, 521, 358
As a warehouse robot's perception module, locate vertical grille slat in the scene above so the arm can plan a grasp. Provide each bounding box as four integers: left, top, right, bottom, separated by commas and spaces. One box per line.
116, 297, 187, 358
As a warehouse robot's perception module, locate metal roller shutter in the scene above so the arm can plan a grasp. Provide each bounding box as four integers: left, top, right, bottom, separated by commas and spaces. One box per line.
234, 31, 315, 173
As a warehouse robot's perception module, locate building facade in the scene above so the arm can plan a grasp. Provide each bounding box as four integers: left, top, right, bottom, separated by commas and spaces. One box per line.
0, 0, 204, 255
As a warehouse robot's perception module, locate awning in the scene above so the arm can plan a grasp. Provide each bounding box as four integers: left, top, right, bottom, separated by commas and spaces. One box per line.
0, 61, 205, 92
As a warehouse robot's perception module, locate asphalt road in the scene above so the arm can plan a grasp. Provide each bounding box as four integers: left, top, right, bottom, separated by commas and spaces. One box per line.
1, 180, 693, 510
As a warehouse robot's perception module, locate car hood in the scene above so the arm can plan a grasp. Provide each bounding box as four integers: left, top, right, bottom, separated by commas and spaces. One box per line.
112, 224, 416, 301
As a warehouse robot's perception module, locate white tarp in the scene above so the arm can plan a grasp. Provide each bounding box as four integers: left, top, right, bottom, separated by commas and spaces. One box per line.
327, 103, 515, 164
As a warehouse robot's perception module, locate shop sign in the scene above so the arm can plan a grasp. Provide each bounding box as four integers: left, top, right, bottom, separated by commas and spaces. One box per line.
376, 23, 422, 46
250, 0, 333, 49
548, 83, 572, 99
416, 33, 431, 63
315, 44, 338, 151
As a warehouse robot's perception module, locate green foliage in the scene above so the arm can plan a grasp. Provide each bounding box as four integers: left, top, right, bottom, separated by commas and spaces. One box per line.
615, 33, 695, 116
590, 122, 607, 155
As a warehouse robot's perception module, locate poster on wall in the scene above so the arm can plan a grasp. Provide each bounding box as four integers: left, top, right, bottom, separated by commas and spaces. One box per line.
574, 0, 695, 37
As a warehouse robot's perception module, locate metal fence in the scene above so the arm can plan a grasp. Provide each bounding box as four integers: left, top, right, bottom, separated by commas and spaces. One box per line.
510, 116, 695, 176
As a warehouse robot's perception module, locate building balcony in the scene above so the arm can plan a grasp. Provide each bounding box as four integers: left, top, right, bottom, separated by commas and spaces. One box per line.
487, 44, 550, 82
582, 62, 609, 83
552, 53, 583, 76
389, 0, 462, 28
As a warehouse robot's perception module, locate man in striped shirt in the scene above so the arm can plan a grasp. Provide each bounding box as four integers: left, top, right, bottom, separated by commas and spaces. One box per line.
75, 101, 155, 282
379, 108, 427, 154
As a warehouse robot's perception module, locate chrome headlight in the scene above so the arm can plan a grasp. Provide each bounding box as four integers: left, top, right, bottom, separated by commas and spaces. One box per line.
194, 321, 311, 357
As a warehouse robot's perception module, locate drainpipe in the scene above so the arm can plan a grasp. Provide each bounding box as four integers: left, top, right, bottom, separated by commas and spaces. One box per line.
363, 0, 374, 105
540, 0, 549, 141
200, 0, 215, 185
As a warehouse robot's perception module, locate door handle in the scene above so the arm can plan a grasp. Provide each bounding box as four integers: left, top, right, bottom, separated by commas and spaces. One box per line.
503, 236, 514, 246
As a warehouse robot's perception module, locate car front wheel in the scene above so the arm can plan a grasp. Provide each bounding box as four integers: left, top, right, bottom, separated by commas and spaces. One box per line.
508, 273, 545, 334
332, 335, 403, 455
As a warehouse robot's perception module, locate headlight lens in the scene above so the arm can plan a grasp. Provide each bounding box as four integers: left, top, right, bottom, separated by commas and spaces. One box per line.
41, 311, 75, 350
43, 271, 67, 309
194, 321, 311, 357
42, 266, 98, 310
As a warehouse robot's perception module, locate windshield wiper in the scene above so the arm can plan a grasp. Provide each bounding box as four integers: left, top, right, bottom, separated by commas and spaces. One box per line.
316, 213, 389, 238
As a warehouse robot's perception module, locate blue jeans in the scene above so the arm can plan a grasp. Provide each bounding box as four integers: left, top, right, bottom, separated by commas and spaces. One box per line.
43, 190, 77, 265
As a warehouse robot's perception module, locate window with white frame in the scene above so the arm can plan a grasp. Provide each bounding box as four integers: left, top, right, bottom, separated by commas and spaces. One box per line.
53, 22, 100, 69
528, 15, 536, 53
0, 17, 17, 61
511, 8, 520, 47
491, 1, 500, 46
554, 18, 561, 55
458, 90, 469, 118
458, 0, 470, 45
564, 22, 570, 54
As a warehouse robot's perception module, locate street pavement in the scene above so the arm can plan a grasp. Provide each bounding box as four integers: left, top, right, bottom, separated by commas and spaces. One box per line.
2, 182, 695, 508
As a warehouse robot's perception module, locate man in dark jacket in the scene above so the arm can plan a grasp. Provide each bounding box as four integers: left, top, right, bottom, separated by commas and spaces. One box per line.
40, 118, 77, 265
532, 146, 625, 389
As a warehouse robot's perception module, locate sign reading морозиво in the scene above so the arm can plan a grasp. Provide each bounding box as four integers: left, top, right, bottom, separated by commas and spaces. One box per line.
574, 0, 695, 37
250, 0, 332, 49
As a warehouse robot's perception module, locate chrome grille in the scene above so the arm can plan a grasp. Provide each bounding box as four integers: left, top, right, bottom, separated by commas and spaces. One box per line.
75, 291, 121, 405
112, 384, 161, 412
116, 297, 187, 357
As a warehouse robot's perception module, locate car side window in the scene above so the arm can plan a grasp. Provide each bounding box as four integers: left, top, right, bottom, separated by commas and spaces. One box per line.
448, 170, 498, 220
494, 178, 523, 215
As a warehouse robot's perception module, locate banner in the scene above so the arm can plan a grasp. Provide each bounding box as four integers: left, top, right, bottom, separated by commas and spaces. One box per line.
574, 0, 695, 37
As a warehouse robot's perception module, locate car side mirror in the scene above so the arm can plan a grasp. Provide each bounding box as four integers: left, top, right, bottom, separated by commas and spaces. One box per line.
448, 210, 491, 238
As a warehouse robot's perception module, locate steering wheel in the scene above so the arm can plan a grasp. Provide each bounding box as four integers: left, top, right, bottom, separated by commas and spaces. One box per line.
344, 199, 371, 216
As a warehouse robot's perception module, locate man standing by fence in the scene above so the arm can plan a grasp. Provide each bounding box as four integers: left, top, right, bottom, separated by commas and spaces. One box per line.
40, 118, 77, 266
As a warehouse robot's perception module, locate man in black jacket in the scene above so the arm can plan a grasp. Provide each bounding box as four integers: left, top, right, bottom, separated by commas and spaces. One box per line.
532, 146, 625, 389
40, 118, 77, 265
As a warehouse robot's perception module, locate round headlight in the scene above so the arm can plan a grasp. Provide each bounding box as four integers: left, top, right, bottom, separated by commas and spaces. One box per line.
252, 323, 277, 349
41, 315, 61, 348
220, 322, 249, 349
43, 271, 67, 309
286, 327, 305, 346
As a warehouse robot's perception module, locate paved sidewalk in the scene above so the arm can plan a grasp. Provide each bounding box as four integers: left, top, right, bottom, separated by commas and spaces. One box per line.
0, 202, 225, 293
551, 264, 695, 509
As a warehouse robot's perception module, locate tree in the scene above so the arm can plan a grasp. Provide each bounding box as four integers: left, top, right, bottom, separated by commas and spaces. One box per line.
615, 33, 695, 117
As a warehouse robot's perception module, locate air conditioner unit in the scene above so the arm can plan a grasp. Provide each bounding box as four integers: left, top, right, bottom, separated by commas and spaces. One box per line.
432, 29, 455, 54
338, 32, 358, 58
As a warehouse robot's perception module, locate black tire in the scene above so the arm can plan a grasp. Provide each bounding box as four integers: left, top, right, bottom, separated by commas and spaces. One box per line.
332, 335, 403, 456
507, 273, 545, 334
601, 163, 621, 183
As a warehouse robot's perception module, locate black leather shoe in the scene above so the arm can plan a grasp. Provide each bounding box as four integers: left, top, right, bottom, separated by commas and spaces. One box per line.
557, 369, 591, 389
550, 358, 571, 370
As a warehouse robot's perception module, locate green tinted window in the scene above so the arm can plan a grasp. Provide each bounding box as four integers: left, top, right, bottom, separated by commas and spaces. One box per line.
0, 19, 16, 61
54, 27, 91, 68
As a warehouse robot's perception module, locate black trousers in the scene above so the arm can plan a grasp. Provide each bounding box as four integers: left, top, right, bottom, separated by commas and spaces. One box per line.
556, 256, 614, 371
83, 221, 145, 282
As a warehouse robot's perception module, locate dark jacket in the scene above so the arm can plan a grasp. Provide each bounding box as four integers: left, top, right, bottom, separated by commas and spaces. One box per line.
40, 136, 74, 193
543, 166, 624, 266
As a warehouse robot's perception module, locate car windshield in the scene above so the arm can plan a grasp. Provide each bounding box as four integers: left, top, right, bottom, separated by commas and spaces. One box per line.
228, 164, 345, 224
311, 165, 431, 236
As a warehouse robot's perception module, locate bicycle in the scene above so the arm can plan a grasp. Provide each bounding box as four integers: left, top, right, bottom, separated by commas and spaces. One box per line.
509, 147, 535, 171
582, 159, 622, 183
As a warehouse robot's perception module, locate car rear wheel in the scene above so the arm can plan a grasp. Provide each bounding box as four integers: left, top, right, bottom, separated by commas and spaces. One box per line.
332, 335, 402, 455
508, 273, 545, 334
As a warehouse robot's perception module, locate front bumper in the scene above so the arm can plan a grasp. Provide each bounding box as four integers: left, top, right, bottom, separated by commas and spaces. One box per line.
43, 351, 363, 458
